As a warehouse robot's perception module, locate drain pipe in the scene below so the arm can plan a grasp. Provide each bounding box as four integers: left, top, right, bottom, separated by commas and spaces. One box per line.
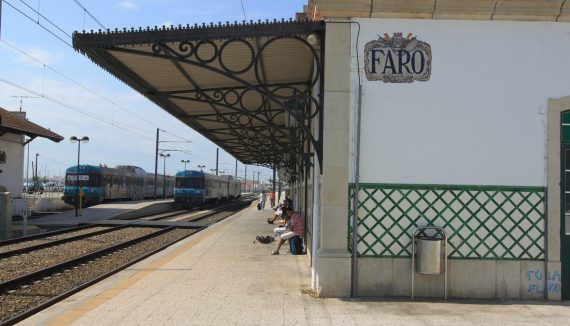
351, 82, 363, 298
350, 21, 363, 298
312, 171, 322, 289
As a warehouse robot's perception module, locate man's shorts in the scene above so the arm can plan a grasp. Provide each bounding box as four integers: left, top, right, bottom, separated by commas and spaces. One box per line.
280, 231, 297, 240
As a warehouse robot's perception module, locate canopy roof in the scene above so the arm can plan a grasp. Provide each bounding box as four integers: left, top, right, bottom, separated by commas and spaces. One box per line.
0, 107, 63, 143
304, 0, 570, 22
73, 20, 325, 176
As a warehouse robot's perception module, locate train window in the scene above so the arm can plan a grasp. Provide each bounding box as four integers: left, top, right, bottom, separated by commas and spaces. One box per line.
65, 173, 101, 186
175, 177, 204, 188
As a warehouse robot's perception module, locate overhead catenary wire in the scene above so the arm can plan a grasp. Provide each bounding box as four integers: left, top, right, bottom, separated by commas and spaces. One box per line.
17, 0, 72, 38
2, 0, 233, 166
2, 0, 73, 47
0, 39, 196, 147
2, 79, 193, 156
71, 0, 106, 30
1, 40, 158, 130
0, 77, 154, 141
37, 153, 72, 167
240, 0, 247, 21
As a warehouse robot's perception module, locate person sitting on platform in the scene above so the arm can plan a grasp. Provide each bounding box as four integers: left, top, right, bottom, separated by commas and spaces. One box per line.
271, 207, 304, 255
272, 208, 290, 238
267, 198, 292, 224
267, 203, 283, 224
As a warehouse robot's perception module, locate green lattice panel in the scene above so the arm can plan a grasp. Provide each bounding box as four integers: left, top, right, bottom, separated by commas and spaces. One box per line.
348, 183, 545, 260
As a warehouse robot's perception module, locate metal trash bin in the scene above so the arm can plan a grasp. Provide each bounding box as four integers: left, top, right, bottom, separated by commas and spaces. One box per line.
416, 235, 444, 274
411, 226, 448, 299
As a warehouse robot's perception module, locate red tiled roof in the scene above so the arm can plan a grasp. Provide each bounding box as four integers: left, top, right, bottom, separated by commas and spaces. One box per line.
0, 107, 64, 142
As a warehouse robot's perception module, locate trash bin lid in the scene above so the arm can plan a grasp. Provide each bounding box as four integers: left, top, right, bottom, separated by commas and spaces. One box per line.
416, 234, 444, 241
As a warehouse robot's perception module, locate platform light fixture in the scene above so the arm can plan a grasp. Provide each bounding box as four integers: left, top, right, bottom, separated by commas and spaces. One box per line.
198, 165, 205, 172
307, 33, 317, 45
70, 136, 89, 217
181, 159, 190, 170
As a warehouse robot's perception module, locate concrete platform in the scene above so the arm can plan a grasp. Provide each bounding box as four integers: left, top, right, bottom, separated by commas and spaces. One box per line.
18, 204, 570, 326
14, 199, 174, 227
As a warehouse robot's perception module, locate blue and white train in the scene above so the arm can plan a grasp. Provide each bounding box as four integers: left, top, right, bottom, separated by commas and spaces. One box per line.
63, 165, 174, 207
174, 170, 241, 207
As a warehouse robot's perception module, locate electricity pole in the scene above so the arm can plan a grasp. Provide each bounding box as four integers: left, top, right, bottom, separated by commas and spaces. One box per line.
215, 148, 219, 175
154, 128, 159, 199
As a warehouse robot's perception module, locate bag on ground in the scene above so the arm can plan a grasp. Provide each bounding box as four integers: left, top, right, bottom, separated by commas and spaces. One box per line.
257, 203, 261, 210
254, 235, 274, 244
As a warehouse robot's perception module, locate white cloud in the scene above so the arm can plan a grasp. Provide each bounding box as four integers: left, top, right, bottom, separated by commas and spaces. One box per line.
117, 1, 138, 11
8, 45, 62, 68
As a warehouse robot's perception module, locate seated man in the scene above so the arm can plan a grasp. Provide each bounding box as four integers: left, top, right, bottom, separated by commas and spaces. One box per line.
271, 207, 304, 255
267, 198, 293, 224
273, 210, 290, 237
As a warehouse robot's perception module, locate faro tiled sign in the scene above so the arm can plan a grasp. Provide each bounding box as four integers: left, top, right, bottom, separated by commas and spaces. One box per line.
364, 33, 432, 83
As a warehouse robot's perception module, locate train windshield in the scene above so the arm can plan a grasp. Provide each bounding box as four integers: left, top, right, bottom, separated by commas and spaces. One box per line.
65, 174, 101, 187
176, 176, 204, 189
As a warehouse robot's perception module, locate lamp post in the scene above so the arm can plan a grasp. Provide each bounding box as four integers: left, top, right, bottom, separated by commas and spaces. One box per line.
160, 153, 170, 198
154, 128, 192, 200
181, 159, 190, 170
70, 136, 89, 217
198, 165, 205, 172
35, 153, 39, 181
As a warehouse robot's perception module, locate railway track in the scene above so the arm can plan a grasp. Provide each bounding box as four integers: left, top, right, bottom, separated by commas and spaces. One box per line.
0, 225, 120, 259
0, 196, 255, 325
121, 195, 256, 223
0, 227, 195, 325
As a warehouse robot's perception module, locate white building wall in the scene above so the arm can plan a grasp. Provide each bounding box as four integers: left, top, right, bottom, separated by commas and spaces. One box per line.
337, 19, 570, 300
0, 132, 24, 198
354, 19, 570, 187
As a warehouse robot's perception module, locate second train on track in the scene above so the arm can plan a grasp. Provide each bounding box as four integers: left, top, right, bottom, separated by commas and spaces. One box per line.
174, 170, 241, 208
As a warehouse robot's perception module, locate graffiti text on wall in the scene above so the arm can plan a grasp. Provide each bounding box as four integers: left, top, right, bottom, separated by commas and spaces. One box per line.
364, 33, 431, 83
527, 269, 561, 295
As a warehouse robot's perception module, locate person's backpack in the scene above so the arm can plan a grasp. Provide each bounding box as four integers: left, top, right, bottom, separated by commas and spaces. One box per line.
289, 236, 304, 255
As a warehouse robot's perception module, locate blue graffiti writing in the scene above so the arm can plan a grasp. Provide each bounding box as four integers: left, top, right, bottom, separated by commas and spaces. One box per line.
527, 269, 543, 281
548, 282, 561, 293
527, 284, 545, 294
526, 269, 561, 294
547, 271, 561, 281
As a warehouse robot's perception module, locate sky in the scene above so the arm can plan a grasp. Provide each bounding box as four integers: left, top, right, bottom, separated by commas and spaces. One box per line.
0, 0, 306, 183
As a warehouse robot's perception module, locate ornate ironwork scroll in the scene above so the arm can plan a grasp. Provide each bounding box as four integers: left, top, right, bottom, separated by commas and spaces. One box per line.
73, 20, 324, 181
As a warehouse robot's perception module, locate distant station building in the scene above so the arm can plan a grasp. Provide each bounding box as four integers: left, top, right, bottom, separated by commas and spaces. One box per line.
0, 107, 64, 214
73, 0, 570, 300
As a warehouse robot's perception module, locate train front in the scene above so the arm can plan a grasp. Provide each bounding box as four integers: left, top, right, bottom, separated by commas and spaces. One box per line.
62, 165, 103, 207
174, 170, 205, 207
